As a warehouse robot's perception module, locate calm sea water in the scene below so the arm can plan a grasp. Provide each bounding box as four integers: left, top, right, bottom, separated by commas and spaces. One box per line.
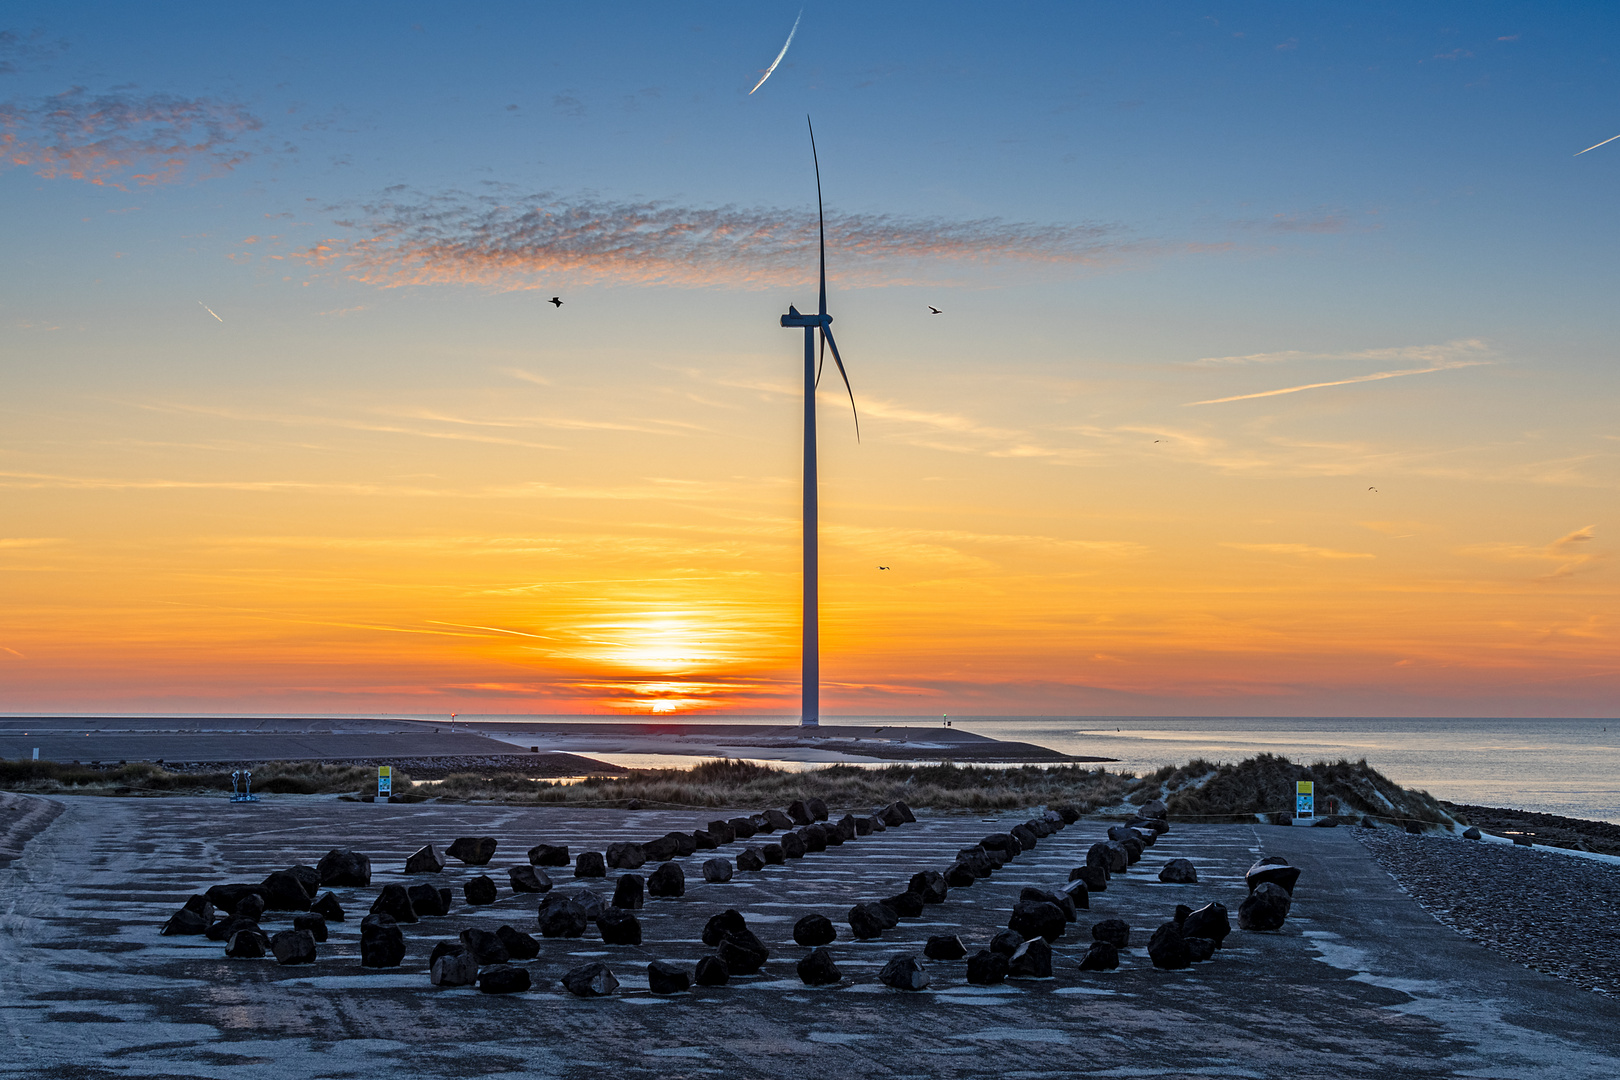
440, 714, 1620, 825
965, 716, 1620, 825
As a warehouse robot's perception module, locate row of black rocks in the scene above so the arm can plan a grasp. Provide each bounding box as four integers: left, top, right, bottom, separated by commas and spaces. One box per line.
161, 791, 1303, 985
159, 796, 922, 968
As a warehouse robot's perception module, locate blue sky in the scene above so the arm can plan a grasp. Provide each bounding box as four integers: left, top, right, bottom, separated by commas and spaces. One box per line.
2, 3, 1618, 715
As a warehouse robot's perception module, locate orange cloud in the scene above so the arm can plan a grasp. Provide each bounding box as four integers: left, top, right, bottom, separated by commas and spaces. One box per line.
0, 87, 260, 187
1462, 526, 1604, 579
294, 189, 1139, 290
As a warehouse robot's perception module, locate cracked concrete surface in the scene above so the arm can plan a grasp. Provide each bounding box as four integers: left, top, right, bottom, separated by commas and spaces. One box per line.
1, 795, 1615, 1078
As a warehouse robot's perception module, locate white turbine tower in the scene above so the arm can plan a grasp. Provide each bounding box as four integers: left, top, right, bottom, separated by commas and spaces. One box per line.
780, 117, 859, 728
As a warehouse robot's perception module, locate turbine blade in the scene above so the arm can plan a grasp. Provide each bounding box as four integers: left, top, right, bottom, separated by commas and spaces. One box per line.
816, 325, 826, 387
809, 115, 826, 319
822, 326, 859, 442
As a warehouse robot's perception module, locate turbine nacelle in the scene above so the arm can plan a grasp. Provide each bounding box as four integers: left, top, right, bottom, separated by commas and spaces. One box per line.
781, 304, 830, 328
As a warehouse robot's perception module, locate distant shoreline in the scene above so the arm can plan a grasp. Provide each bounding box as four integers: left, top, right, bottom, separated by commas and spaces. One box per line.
0, 715, 1110, 767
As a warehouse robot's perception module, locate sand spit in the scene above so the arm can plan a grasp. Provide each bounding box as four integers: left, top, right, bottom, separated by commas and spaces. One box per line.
0, 716, 1095, 769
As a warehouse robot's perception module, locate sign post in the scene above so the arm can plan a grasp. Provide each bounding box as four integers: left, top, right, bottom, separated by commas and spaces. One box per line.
1295, 780, 1315, 822
378, 766, 392, 800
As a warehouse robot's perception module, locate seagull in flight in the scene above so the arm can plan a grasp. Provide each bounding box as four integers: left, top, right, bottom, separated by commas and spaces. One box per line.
927, 306, 943, 315
1368, 486, 1378, 492
549, 297, 563, 308
878, 566, 890, 570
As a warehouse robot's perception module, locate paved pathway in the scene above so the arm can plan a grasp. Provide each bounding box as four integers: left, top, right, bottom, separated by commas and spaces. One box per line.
0, 795, 1615, 1078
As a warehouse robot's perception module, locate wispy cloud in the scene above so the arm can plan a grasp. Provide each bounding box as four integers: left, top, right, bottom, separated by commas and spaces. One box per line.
502, 367, 552, 386
1462, 525, 1604, 579
1224, 542, 1375, 560
1186, 340, 1493, 405
0, 28, 68, 74
294, 188, 1139, 290
0, 86, 260, 186
1191, 338, 1490, 366
1242, 210, 1352, 235
1186, 359, 1487, 405
0, 467, 738, 503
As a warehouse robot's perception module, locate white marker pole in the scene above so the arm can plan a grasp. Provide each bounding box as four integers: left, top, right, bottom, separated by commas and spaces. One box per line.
33, 747, 40, 760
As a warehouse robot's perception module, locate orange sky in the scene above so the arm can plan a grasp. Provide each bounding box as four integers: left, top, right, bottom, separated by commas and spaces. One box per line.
3, 313, 1615, 717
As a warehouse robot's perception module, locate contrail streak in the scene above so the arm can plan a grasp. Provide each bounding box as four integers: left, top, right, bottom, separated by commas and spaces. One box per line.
1185, 360, 1488, 406
198, 300, 223, 322
750, 9, 802, 94
1575, 132, 1620, 156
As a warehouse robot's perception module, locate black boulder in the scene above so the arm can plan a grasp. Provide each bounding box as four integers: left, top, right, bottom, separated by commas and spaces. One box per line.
478, 964, 531, 994
528, 843, 569, 867
612, 873, 645, 910
793, 913, 836, 947
1091, 919, 1130, 949
562, 963, 619, 997
496, 924, 541, 960
459, 927, 509, 965
647, 960, 691, 994
965, 949, 1008, 985
797, 947, 842, 986
464, 875, 498, 906
694, 955, 730, 986
596, 907, 642, 946
317, 849, 371, 887
908, 871, 948, 905
647, 862, 685, 898
1008, 937, 1052, 978
446, 836, 498, 865
1077, 941, 1119, 971
370, 884, 417, 923
1147, 922, 1192, 969
702, 909, 748, 946
360, 914, 405, 967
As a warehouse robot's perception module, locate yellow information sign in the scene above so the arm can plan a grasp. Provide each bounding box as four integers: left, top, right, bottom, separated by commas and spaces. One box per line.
1295, 780, 1314, 819
378, 765, 392, 797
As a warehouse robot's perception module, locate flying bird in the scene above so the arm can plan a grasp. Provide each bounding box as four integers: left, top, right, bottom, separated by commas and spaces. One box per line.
198, 301, 223, 322
1575, 132, 1620, 156
927, 306, 943, 315
749, 8, 802, 94
878, 565, 889, 570
1368, 486, 1378, 492
549, 297, 563, 307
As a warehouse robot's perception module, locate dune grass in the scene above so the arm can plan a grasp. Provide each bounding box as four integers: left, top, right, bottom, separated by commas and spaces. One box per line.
0, 759, 398, 796
1140, 753, 1454, 827
1, 752, 1452, 827
429, 758, 1136, 812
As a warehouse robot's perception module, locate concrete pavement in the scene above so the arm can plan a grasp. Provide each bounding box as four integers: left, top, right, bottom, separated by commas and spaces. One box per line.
0, 795, 1614, 1079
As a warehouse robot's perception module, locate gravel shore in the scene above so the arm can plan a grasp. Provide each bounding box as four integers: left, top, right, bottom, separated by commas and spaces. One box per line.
1357, 826, 1620, 995
1443, 802, 1620, 855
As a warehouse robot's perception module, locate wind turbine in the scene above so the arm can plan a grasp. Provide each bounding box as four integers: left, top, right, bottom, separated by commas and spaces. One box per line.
780, 116, 858, 728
